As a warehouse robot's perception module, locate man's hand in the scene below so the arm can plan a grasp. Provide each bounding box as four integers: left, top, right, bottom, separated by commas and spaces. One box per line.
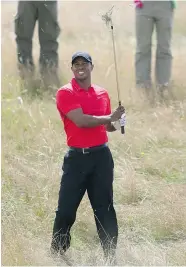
110, 105, 125, 122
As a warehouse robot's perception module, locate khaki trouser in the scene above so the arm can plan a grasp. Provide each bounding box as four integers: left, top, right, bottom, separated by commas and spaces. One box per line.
14, 1, 60, 86
135, 1, 174, 87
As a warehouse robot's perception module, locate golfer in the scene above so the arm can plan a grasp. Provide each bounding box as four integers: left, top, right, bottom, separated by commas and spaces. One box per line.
51, 51, 125, 263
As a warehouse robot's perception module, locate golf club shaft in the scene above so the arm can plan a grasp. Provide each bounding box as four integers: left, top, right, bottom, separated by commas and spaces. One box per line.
110, 25, 125, 134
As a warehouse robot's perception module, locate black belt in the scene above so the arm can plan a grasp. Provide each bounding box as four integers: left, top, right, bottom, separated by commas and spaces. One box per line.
69, 143, 107, 154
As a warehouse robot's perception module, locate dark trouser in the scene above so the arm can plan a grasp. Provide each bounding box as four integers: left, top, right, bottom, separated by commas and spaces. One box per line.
14, 1, 60, 86
51, 146, 118, 259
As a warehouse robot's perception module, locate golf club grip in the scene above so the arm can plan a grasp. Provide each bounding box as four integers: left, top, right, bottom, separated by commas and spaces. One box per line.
121, 125, 125, 134
119, 101, 125, 134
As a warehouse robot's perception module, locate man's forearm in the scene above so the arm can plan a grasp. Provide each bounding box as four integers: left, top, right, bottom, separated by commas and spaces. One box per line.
78, 114, 112, 128
65, 106, 124, 128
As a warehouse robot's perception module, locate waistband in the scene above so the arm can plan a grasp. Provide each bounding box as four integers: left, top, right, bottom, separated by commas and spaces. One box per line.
69, 143, 107, 154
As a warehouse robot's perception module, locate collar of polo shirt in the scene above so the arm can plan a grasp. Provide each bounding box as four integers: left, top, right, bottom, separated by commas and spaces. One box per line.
71, 78, 94, 92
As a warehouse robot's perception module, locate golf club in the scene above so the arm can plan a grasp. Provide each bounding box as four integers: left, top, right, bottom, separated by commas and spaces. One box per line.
102, 6, 125, 134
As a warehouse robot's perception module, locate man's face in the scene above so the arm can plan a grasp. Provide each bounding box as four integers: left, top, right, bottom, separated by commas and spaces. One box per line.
71, 57, 94, 81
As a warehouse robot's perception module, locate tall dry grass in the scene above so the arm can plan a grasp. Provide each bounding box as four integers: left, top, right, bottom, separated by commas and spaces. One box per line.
1, 1, 186, 266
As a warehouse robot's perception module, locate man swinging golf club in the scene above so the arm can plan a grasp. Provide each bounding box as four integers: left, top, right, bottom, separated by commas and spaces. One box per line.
51, 51, 125, 264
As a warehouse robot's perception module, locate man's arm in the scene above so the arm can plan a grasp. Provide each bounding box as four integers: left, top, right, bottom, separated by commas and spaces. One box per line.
66, 108, 112, 128
56, 88, 124, 128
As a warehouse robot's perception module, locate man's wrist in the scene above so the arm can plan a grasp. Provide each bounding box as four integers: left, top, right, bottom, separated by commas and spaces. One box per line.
110, 114, 115, 123
108, 115, 112, 123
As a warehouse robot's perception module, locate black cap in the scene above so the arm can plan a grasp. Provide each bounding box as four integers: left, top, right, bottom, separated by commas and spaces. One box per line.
71, 52, 92, 64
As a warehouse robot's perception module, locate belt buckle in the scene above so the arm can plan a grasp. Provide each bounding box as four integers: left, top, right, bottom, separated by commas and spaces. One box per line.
82, 148, 89, 154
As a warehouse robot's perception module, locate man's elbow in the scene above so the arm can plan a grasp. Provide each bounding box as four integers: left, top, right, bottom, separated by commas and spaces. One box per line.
75, 122, 85, 128
66, 109, 87, 128
67, 115, 86, 128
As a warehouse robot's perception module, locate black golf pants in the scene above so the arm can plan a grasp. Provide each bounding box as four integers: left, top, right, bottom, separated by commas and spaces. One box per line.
51, 146, 118, 258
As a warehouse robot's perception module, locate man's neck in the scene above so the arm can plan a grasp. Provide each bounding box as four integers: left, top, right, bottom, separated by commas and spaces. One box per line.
75, 78, 91, 91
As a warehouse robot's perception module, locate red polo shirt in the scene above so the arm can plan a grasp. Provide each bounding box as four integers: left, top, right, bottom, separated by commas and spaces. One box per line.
56, 78, 111, 148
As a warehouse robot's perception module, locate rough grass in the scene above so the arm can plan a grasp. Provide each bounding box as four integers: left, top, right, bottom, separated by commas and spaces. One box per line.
1, 1, 186, 266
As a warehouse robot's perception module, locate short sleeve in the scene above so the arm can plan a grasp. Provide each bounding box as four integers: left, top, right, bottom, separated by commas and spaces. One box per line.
56, 89, 81, 115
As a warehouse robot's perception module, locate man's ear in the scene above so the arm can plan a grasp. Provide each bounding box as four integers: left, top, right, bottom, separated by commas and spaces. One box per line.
91, 64, 94, 71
